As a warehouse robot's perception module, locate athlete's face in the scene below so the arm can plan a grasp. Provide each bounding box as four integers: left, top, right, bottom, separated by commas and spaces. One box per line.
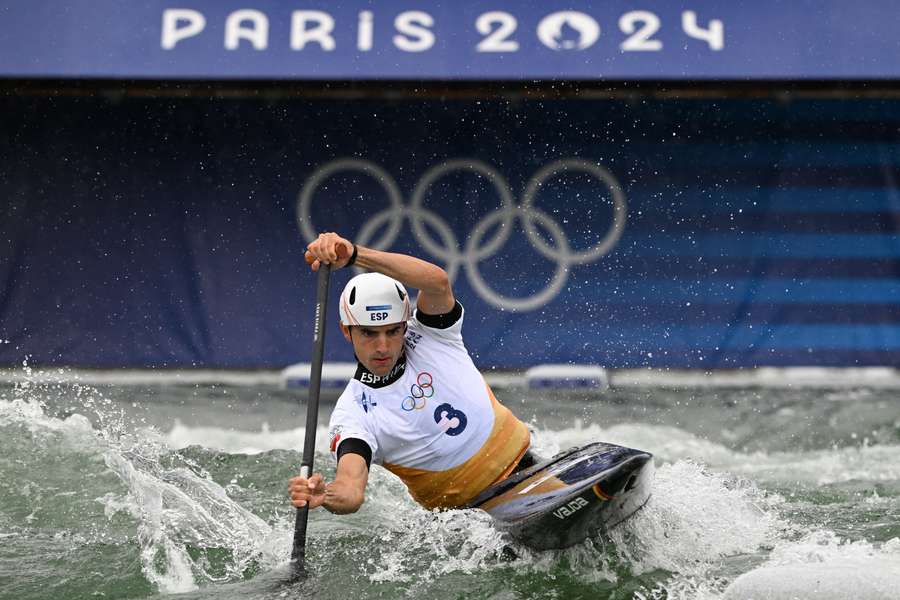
341, 322, 407, 376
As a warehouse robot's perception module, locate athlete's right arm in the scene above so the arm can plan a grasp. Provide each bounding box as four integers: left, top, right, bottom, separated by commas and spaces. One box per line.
288, 453, 369, 514
304, 231, 455, 315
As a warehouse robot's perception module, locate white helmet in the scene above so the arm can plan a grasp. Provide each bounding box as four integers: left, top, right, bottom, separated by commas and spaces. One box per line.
339, 272, 411, 326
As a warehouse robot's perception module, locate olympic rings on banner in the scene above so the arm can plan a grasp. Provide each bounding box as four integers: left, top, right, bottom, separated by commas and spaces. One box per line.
296, 158, 627, 312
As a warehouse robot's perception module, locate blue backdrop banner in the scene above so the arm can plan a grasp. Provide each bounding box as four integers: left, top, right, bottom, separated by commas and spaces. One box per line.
1, 0, 900, 80
1, 96, 899, 368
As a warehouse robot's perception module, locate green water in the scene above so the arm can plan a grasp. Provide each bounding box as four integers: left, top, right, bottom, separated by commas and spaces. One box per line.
1, 377, 899, 599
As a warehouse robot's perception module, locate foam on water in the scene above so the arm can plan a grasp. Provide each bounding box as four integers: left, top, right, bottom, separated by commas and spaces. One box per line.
612, 461, 784, 575
303, 452, 784, 591
102, 435, 282, 592
722, 444, 900, 486
312, 467, 622, 591
162, 418, 737, 464
1, 379, 288, 595
165, 419, 331, 455
629, 533, 900, 600
528, 420, 900, 489
722, 533, 900, 600
156, 417, 899, 581
531, 420, 739, 465
5, 371, 900, 599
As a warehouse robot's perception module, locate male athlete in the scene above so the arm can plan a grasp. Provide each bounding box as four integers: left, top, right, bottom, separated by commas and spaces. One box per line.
288, 232, 535, 513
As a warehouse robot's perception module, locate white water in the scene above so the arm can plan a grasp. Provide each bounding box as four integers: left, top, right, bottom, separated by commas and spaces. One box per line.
0, 391, 288, 594
3, 377, 900, 599
160, 417, 900, 597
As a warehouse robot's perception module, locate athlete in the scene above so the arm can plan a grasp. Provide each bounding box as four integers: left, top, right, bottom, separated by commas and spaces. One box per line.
288, 232, 536, 514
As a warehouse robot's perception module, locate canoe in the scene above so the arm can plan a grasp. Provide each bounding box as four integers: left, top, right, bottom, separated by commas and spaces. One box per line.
468, 442, 654, 550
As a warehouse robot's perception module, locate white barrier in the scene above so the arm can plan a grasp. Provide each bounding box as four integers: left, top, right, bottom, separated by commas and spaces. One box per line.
279, 362, 610, 390
280, 362, 358, 389
524, 364, 609, 390
0, 368, 283, 387
610, 367, 900, 389
3, 365, 900, 390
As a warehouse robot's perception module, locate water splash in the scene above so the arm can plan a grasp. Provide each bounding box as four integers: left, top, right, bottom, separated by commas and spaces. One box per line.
165, 419, 331, 455
1, 372, 285, 594
530, 419, 900, 489
6, 370, 899, 599
721, 532, 900, 600
102, 435, 278, 592
306, 455, 783, 594
532, 420, 737, 464
725, 444, 900, 486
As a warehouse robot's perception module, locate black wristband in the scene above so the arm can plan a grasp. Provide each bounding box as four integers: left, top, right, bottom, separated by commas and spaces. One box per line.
346, 244, 358, 267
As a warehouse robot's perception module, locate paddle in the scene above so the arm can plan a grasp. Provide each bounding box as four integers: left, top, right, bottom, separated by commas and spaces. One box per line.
290, 262, 332, 579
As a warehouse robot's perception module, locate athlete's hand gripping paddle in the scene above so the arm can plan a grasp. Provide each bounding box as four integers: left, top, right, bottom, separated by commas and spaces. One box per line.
290, 262, 332, 579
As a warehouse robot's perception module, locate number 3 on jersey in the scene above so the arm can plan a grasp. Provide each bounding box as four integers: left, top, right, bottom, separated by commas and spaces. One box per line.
433, 403, 467, 436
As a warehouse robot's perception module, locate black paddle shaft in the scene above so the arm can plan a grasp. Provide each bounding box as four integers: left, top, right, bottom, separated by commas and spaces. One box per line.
291, 263, 332, 577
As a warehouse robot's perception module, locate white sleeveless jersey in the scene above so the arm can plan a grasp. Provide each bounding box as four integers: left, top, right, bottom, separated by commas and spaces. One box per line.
327, 305, 530, 509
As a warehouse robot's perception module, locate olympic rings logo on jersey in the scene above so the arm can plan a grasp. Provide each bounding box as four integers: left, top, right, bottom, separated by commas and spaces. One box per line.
401, 372, 434, 412
296, 158, 627, 312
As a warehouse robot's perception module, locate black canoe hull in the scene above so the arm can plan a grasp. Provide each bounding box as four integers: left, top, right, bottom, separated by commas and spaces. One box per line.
470, 442, 654, 551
